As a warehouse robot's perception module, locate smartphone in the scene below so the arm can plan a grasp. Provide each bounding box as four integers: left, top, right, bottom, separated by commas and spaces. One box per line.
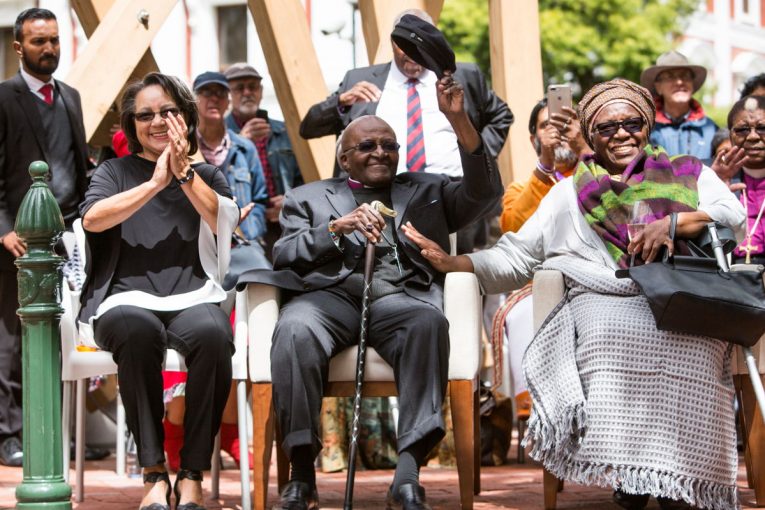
547, 84, 572, 119
255, 109, 269, 121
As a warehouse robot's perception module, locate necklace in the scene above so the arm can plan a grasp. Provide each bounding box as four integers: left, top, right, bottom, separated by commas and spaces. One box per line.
741, 183, 765, 263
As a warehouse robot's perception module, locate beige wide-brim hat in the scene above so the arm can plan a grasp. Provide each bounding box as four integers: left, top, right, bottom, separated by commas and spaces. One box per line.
640, 50, 707, 95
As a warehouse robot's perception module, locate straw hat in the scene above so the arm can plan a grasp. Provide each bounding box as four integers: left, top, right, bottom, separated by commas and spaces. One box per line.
640, 51, 707, 95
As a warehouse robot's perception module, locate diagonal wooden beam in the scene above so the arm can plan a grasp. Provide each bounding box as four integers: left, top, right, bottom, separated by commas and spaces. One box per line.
247, 0, 336, 182
359, 0, 443, 65
489, 0, 543, 184
67, 0, 175, 142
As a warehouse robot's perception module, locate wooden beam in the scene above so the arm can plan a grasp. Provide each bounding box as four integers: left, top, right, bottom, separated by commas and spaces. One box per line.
247, 0, 336, 182
71, 0, 163, 145
489, 0, 543, 185
358, 0, 444, 65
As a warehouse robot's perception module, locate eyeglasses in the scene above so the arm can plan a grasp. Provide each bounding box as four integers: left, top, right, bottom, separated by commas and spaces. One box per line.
656, 70, 694, 83
197, 87, 228, 99
231, 82, 261, 94
134, 107, 180, 123
731, 124, 765, 138
343, 140, 400, 154
592, 117, 645, 138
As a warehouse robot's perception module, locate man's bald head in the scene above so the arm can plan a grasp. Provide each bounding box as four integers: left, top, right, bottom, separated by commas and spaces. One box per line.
339, 115, 399, 188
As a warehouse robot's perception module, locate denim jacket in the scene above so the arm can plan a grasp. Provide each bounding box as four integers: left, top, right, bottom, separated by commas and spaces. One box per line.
220, 131, 267, 240
649, 99, 718, 160
225, 114, 303, 196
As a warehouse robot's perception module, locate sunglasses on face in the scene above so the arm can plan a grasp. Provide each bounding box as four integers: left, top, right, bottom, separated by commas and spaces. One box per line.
592, 117, 645, 138
656, 70, 694, 83
343, 140, 400, 154
197, 88, 228, 99
732, 124, 765, 138
134, 107, 180, 123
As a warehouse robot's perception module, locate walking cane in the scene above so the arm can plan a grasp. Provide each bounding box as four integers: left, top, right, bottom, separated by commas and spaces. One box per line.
709, 223, 765, 424
343, 200, 397, 510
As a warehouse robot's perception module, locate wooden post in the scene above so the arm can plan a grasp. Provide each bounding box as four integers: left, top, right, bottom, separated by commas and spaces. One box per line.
489, 0, 544, 185
358, 0, 443, 65
247, 0, 336, 182
66, 0, 176, 141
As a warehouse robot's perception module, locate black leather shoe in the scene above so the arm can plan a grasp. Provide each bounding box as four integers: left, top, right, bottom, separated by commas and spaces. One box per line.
70, 442, 110, 461
385, 483, 432, 510
657, 497, 695, 510
0, 436, 22, 467
140, 470, 171, 510
273, 481, 319, 510
612, 490, 650, 510
174, 469, 206, 510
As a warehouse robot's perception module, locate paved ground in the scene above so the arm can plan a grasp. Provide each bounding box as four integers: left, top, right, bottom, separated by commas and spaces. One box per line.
0, 450, 759, 510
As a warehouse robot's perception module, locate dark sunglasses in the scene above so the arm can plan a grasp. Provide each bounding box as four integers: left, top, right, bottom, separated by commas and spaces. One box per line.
592, 117, 645, 138
343, 140, 400, 154
134, 107, 181, 123
732, 124, 765, 137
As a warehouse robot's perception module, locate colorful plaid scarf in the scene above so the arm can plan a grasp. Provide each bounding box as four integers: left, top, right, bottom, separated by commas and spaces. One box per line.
574, 146, 701, 268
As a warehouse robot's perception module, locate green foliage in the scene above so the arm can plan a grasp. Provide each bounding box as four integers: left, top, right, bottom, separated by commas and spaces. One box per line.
438, 0, 699, 97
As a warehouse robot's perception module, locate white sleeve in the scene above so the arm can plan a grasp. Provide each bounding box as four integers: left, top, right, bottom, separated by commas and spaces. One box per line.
697, 165, 746, 242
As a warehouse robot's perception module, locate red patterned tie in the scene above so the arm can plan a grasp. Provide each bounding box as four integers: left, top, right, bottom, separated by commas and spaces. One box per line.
39, 84, 53, 105
406, 79, 426, 172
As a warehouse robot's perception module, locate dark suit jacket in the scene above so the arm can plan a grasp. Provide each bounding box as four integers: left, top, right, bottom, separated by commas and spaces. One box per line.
0, 73, 89, 270
237, 142, 502, 310
299, 62, 513, 159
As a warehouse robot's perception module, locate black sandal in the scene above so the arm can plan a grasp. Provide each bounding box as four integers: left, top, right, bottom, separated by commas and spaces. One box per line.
139, 471, 171, 510
174, 469, 206, 510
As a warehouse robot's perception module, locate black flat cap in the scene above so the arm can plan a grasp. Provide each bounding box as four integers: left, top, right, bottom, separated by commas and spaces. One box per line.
391, 14, 456, 79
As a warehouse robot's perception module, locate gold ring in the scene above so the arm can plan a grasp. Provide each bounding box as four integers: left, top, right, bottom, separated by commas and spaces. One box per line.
721, 155, 727, 163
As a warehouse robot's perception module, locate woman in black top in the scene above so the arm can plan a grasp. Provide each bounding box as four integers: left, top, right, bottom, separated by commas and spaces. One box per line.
78, 73, 239, 510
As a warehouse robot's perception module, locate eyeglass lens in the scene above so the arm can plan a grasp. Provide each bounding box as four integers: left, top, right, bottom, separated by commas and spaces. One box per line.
354, 140, 400, 153
135, 108, 180, 123
732, 124, 765, 137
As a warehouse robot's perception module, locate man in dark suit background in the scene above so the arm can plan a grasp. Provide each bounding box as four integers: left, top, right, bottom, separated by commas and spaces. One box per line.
0, 8, 89, 466
240, 71, 502, 509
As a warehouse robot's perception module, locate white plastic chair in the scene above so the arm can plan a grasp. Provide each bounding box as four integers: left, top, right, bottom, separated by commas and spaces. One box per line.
243, 264, 483, 510
60, 220, 251, 509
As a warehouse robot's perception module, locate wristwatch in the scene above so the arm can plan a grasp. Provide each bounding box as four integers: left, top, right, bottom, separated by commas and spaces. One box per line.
177, 167, 195, 185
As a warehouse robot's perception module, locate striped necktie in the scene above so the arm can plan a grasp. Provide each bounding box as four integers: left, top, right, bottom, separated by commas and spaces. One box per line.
406, 79, 426, 172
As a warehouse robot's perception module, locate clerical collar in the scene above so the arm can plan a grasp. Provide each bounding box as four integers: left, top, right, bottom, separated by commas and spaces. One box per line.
347, 177, 364, 189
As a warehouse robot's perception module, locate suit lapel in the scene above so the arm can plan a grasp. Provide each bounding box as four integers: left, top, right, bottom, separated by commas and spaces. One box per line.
325, 180, 364, 244
12, 74, 50, 163
351, 63, 391, 118
391, 178, 418, 231
58, 84, 86, 159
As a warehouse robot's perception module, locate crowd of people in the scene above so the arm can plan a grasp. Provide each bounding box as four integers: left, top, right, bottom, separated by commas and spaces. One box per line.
1, 5, 764, 510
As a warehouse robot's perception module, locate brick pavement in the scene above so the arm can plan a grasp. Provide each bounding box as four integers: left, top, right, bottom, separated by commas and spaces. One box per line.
0, 451, 759, 509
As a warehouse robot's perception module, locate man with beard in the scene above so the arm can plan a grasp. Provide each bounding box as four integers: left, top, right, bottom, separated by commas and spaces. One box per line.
0, 8, 89, 466
223, 63, 303, 255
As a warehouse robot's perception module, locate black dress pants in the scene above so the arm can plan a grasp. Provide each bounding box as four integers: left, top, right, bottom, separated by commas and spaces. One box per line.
271, 288, 449, 460
95, 303, 233, 469
0, 269, 22, 439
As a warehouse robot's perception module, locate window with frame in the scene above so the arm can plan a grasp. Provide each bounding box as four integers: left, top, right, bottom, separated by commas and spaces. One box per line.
217, 4, 248, 69
734, 0, 761, 25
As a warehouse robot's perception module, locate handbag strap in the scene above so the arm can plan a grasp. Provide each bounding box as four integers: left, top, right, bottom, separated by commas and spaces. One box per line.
662, 212, 679, 263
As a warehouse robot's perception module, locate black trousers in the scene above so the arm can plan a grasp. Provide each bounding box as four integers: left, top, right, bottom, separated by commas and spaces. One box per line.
271, 288, 449, 460
95, 303, 234, 469
0, 269, 22, 439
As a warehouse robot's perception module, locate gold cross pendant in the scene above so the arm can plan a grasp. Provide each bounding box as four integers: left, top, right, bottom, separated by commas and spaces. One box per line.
742, 237, 760, 264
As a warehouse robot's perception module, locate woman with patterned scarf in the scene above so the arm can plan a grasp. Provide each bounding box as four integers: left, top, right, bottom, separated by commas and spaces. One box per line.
402, 78, 746, 510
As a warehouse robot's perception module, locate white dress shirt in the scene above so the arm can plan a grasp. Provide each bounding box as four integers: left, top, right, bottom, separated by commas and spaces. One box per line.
376, 64, 462, 177
20, 67, 55, 102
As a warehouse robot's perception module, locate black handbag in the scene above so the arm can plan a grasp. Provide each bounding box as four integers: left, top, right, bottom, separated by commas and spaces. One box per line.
616, 213, 765, 347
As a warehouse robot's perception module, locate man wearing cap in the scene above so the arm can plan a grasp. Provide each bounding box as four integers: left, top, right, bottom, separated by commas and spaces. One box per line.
0, 8, 90, 467
223, 63, 303, 255
640, 50, 717, 159
194, 71, 270, 286
299, 9, 512, 179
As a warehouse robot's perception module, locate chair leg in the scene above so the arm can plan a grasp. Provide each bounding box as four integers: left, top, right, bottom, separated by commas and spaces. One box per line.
450, 380, 475, 510
116, 392, 126, 476
739, 373, 765, 505
237, 380, 252, 510
275, 426, 289, 492
211, 432, 221, 500
517, 419, 526, 464
62, 381, 73, 484
472, 388, 480, 495
543, 468, 559, 510
75, 378, 86, 502
735, 376, 755, 489
252, 383, 275, 510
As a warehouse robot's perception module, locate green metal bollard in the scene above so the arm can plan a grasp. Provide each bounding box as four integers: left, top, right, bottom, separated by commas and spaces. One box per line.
14, 161, 72, 510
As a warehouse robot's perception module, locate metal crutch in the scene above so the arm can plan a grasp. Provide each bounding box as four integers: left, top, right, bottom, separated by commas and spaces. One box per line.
709, 223, 765, 423
343, 200, 397, 510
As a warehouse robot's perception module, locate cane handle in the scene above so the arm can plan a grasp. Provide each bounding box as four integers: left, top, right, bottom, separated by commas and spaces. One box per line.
370, 200, 397, 218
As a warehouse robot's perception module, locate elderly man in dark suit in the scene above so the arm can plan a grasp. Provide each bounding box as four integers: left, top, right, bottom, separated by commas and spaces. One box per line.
0, 8, 89, 466
239, 71, 502, 509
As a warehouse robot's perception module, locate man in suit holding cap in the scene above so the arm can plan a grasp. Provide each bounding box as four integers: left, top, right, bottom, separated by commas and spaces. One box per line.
640, 50, 717, 159
224, 63, 303, 255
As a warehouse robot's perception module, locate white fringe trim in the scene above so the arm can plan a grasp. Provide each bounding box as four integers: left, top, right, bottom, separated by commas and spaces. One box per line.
522, 405, 740, 510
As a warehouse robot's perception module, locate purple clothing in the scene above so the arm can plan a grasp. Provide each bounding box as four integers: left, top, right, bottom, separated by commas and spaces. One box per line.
735, 172, 765, 258
197, 131, 230, 168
